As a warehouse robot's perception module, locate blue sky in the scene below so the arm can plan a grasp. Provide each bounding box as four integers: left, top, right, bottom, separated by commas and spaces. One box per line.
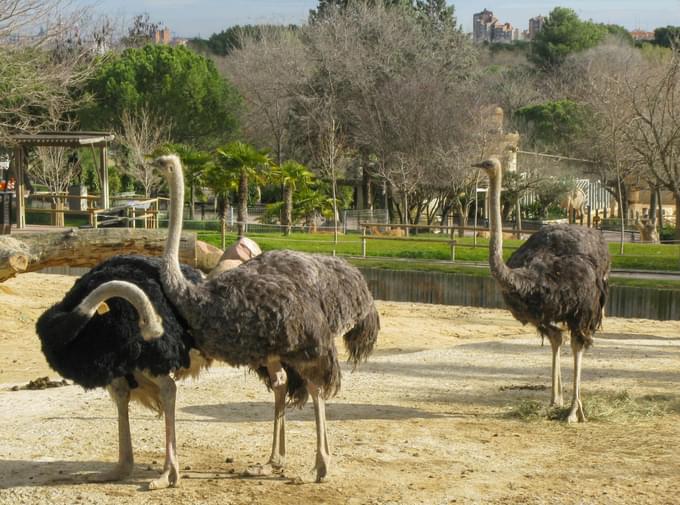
90, 0, 680, 38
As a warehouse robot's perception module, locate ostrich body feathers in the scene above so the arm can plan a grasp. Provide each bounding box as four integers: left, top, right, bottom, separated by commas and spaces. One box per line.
500, 224, 610, 347
167, 249, 380, 402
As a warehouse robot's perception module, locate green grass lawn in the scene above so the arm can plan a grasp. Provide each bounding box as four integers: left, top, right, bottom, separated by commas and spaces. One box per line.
197, 230, 680, 273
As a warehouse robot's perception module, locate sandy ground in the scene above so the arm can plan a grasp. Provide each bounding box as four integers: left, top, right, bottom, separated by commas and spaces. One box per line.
0, 272, 679, 505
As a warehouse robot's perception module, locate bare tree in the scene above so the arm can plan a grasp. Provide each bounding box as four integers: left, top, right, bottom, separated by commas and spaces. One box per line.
0, 0, 96, 140
116, 107, 171, 197
625, 44, 680, 238
219, 27, 310, 166
564, 41, 642, 251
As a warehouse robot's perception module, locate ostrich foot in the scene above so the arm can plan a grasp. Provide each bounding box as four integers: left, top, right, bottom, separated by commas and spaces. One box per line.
89, 462, 133, 482
566, 399, 587, 424
313, 452, 330, 483
550, 396, 564, 408
244, 458, 285, 477
148, 466, 180, 490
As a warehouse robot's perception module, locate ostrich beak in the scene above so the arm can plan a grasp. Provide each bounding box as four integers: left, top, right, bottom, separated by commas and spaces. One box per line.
140, 313, 164, 341
471, 162, 485, 168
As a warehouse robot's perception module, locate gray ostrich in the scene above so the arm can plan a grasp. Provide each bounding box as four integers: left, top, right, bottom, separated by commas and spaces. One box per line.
472, 158, 610, 423
153, 155, 379, 481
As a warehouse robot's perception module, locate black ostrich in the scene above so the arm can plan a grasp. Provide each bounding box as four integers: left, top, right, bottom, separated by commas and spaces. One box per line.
153, 154, 380, 482
36, 255, 208, 489
473, 158, 610, 423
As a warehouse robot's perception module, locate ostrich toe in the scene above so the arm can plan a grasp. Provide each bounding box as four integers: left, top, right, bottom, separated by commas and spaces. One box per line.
313, 452, 329, 483
244, 460, 284, 477
148, 466, 180, 490
566, 399, 587, 423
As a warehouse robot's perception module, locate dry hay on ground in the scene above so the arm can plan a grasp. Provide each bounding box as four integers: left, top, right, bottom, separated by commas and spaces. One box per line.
0, 273, 678, 505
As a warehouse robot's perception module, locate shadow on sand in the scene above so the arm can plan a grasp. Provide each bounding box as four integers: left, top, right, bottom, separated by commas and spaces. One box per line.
181, 401, 449, 423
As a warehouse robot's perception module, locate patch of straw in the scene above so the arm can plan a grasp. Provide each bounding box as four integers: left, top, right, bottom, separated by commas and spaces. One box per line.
505, 390, 678, 423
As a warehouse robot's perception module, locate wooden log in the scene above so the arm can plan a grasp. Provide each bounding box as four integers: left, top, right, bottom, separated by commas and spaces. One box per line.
0, 228, 198, 283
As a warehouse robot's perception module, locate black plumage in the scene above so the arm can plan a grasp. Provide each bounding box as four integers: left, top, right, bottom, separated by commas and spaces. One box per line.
35, 254, 205, 489
37, 255, 202, 389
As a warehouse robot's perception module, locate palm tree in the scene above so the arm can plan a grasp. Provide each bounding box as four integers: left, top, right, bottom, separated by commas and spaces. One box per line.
204, 159, 238, 250
215, 142, 271, 236
270, 160, 314, 235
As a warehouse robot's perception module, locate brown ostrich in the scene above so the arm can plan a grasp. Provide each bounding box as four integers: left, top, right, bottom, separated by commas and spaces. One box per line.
473, 157, 610, 423
153, 154, 379, 481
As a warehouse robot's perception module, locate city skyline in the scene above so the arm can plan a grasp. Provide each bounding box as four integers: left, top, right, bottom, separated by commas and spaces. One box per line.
84, 0, 680, 39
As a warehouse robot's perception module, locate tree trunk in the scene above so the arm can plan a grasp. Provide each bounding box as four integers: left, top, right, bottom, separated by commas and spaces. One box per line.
402, 191, 409, 237
0, 228, 198, 283
238, 172, 248, 237
453, 198, 465, 238
189, 178, 195, 221
675, 193, 680, 240
331, 172, 339, 244
362, 166, 373, 210
283, 184, 293, 236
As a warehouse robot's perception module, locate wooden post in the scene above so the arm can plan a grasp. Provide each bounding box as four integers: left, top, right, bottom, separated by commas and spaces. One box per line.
450, 241, 456, 262
14, 147, 25, 229
99, 145, 109, 210
362, 235, 367, 258
132, 206, 136, 229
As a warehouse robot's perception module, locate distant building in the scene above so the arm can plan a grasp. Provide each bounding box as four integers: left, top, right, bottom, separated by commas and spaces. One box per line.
473, 9, 497, 43
153, 27, 172, 45
473, 8, 518, 44
492, 22, 515, 43
629, 29, 654, 41
528, 15, 545, 40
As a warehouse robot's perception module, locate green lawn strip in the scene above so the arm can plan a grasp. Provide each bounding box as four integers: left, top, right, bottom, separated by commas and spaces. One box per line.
347, 258, 680, 289
196, 231, 680, 275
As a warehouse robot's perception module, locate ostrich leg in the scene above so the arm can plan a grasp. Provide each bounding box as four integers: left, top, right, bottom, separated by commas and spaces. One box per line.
308, 382, 330, 483
246, 358, 288, 476
92, 378, 134, 481
566, 337, 587, 423
149, 376, 180, 489
548, 336, 564, 407
540, 325, 564, 407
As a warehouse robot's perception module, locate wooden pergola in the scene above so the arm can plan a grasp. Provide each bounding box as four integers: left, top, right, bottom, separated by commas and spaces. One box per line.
5, 131, 115, 229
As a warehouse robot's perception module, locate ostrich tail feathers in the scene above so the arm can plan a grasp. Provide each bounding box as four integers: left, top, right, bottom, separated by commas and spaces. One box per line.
284, 365, 310, 408
344, 305, 380, 366
595, 274, 608, 330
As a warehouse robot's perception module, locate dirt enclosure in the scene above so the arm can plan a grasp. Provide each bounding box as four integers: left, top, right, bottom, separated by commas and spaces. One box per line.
0, 273, 679, 505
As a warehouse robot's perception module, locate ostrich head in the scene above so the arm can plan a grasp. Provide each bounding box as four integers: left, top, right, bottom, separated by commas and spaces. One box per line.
152, 154, 183, 180
139, 309, 164, 341
471, 157, 502, 178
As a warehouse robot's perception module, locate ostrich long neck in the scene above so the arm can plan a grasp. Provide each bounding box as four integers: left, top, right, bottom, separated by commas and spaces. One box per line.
161, 160, 198, 312
77, 281, 158, 323
487, 169, 514, 288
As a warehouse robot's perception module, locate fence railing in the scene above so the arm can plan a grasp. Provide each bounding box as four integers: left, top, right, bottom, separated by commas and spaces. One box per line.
26, 192, 159, 229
